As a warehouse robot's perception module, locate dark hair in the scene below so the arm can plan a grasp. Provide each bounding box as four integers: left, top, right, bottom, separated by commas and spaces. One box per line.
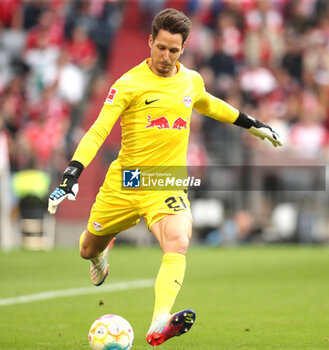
152, 8, 192, 45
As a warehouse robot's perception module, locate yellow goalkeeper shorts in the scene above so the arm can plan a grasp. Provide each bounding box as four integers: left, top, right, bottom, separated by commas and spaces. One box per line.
87, 188, 192, 236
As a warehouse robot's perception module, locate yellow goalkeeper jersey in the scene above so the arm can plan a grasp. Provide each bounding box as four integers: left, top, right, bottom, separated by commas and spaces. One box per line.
72, 59, 239, 191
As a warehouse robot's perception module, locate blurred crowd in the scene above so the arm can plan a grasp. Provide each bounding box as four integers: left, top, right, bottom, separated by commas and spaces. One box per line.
1, 0, 329, 172
180, 0, 329, 166
0, 0, 124, 176
1, 0, 329, 245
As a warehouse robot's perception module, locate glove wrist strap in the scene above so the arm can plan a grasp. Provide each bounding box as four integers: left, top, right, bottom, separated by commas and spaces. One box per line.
233, 112, 267, 129
63, 160, 84, 179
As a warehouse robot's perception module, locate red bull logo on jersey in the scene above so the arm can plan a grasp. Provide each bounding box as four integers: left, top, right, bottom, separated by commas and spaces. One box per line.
146, 115, 188, 130
172, 117, 187, 130
146, 115, 170, 129
183, 96, 192, 108
106, 87, 117, 104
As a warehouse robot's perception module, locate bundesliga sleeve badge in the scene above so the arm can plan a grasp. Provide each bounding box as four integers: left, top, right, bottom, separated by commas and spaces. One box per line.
106, 87, 118, 104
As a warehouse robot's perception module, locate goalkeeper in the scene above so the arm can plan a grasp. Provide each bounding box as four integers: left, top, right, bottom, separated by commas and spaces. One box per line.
48, 8, 282, 348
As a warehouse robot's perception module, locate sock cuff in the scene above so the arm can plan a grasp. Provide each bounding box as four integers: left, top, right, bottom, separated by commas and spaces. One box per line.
162, 252, 186, 264
79, 231, 85, 250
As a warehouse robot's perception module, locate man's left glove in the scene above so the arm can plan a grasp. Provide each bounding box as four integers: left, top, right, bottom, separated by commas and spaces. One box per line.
248, 123, 282, 147
234, 112, 283, 147
48, 161, 84, 214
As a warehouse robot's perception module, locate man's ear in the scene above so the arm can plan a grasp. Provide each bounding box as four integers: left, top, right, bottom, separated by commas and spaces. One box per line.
148, 35, 153, 49
181, 42, 186, 54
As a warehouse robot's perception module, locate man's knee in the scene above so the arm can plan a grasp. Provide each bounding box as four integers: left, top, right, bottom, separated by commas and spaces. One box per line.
151, 214, 192, 254
175, 233, 190, 253
80, 244, 98, 260
163, 231, 190, 254
80, 229, 116, 259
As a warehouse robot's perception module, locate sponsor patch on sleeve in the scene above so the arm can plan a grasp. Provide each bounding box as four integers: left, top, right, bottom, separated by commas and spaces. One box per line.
106, 87, 118, 104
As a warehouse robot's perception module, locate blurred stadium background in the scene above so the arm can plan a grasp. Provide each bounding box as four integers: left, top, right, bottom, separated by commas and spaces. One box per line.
1, 0, 329, 251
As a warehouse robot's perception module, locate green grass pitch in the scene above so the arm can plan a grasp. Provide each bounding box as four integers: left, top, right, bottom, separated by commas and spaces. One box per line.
1, 245, 329, 349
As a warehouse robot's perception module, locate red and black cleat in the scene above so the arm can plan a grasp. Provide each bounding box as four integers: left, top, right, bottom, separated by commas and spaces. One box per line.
146, 309, 196, 347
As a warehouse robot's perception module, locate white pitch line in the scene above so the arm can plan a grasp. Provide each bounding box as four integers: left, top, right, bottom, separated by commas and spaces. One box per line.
0, 279, 154, 307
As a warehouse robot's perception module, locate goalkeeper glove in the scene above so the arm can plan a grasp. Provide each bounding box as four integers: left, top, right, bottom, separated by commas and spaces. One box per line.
234, 112, 283, 147
48, 160, 84, 214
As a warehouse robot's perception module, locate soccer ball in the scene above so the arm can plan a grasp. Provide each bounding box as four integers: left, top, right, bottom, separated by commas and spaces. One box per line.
88, 314, 134, 350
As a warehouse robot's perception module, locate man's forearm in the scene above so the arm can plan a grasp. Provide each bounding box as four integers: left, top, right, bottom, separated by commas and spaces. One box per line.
72, 125, 108, 168
194, 91, 239, 124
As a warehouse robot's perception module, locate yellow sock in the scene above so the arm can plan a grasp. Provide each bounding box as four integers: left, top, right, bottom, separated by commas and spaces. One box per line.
152, 253, 186, 321
79, 231, 85, 250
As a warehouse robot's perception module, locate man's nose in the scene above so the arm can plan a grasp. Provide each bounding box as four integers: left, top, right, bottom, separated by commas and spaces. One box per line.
162, 50, 170, 60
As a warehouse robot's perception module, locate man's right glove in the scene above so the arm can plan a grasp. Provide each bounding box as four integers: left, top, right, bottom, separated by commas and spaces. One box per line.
48, 160, 84, 214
